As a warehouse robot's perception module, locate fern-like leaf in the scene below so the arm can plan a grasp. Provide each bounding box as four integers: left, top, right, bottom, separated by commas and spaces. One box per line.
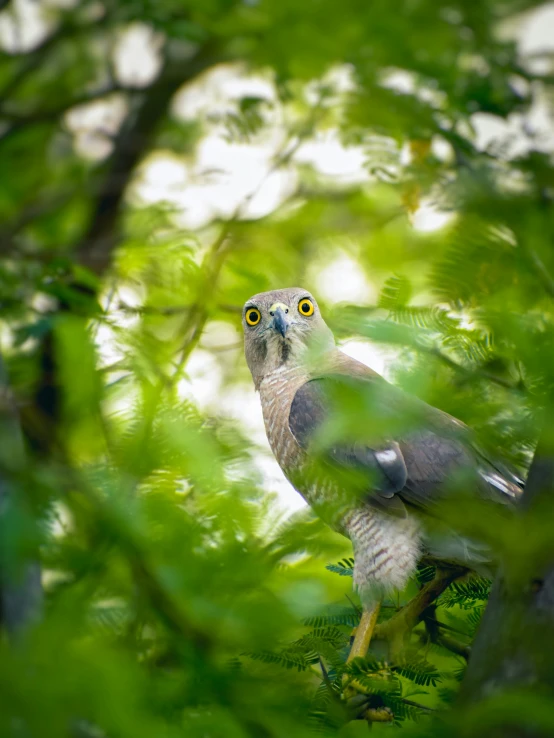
303, 607, 359, 628
345, 657, 401, 696
245, 648, 318, 671
439, 577, 491, 610
416, 564, 436, 585
392, 658, 442, 687
378, 274, 412, 310
382, 695, 431, 724
293, 627, 348, 650
325, 558, 354, 577
466, 605, 486, 635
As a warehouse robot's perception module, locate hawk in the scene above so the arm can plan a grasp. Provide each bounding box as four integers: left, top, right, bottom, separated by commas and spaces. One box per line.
242, 287, 523, 659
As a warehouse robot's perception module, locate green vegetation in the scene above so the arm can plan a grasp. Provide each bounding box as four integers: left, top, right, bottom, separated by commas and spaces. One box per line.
1, 0, 553, 735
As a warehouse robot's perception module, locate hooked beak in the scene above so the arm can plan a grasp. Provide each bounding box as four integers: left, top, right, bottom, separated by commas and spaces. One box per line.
270, 305, 289, 338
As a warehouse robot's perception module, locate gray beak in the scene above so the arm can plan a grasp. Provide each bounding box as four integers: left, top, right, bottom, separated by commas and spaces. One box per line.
271, 307, 289, 338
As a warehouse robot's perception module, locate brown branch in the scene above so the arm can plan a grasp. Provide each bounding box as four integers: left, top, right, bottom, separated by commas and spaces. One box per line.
75, 40, 224, 276
0, 85, 125, 144
436, 630, 471, 660
0, 18, 72, 100
0, 6, 113, 101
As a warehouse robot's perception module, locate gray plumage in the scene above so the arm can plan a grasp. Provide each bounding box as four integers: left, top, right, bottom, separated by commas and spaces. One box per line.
242, 287, 523, 602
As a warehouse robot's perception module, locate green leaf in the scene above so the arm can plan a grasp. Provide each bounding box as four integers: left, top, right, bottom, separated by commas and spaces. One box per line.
378, 274, 412, 310
325, 557, 354, 577
392, 657, 442, 687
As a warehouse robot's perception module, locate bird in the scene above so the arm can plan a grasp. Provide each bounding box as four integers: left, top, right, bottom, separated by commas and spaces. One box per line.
242, 287, 523, 661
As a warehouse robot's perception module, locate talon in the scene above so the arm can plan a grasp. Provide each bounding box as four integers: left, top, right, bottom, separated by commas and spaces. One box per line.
362, 706, 394, 723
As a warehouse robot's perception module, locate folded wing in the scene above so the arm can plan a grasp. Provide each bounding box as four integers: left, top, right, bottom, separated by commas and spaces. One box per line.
288, 374, 523, 515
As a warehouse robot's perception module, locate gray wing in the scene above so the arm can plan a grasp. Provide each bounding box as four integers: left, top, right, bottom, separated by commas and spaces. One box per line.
288, 376, 523, 514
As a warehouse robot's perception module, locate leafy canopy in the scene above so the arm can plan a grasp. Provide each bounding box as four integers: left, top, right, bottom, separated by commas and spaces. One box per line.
1, 0, 553, 736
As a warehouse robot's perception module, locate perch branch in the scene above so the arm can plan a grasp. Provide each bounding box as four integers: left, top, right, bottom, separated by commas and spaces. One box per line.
375, 567, 467, 657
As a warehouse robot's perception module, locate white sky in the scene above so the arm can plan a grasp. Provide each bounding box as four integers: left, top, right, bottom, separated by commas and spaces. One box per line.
2, 1, 553, 512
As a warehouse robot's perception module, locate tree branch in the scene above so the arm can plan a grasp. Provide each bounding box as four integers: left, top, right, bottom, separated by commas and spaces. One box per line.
0, 85, 125, 145
375, 567, 467, 658
0, 7, 112, 101
75, 40, 224, 276
422, 608, 471, 660
333, 311, 524, 392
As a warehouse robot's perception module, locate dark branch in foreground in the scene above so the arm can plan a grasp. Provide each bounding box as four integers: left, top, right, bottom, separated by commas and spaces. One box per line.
76, 41, 224, 275
422, 607, 471, 660
460, 414, 554, 731
0, 356, 42, 636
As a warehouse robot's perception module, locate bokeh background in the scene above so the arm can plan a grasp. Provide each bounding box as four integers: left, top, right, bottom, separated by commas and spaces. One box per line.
1, 1, 554, 736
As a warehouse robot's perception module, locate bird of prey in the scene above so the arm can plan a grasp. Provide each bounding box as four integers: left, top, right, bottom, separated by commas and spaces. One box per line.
242, 287, 523, 660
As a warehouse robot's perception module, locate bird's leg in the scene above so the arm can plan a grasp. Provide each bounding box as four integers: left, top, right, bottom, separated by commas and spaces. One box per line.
347, 602, 381, 663
343, 603, 382, 707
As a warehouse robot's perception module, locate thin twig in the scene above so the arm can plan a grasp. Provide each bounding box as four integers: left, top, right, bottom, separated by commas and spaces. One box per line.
428, 347, 521, 391
521, 243, 554, 298
400, 697, 437, 712
319, 658, 342, 705
168, 96, 328, 385
345, 593, 363, 618
0, 85, 125, 144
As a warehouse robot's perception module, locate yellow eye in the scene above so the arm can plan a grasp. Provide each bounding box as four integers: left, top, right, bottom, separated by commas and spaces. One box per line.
298, 298, 314, 316
245, 307, 261, 326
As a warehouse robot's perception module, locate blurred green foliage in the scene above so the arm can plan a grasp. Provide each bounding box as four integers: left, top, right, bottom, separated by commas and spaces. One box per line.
1, 0, 554, 735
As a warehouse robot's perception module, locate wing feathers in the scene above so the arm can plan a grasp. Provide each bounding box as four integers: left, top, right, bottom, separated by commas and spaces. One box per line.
289, 379, 408, 499
288, 371, 523, 514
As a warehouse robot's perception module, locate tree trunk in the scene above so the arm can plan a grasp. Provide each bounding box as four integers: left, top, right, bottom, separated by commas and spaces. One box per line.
460, 420, 554, 732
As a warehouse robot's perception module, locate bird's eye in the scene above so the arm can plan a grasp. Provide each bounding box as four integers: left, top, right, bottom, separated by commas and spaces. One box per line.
298, 298, 314, 316
245, 308, 261, 326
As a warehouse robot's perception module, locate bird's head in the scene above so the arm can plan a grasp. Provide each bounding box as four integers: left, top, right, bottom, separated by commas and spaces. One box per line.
242, 287, 334, 388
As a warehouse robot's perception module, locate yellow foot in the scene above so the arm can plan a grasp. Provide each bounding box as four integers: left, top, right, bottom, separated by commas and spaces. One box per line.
347, 603, 381, 663
343, 603, 381, 701
363, 706, 393, 723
